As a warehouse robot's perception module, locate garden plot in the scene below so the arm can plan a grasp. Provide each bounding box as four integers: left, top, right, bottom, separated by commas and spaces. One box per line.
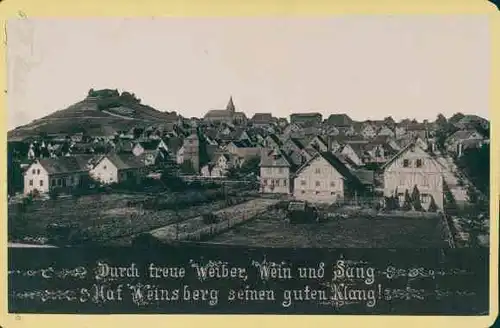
8, 191, 257, 245
149, 198, 280, 242
209, 210, 450, 248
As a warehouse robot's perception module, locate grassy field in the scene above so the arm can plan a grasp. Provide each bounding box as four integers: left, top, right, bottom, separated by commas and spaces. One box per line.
209, 210, 450, 248
8, 192, 254, 245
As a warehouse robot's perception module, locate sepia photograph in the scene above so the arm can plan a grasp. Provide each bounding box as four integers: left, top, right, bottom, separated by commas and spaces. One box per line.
5, 16, 491, 315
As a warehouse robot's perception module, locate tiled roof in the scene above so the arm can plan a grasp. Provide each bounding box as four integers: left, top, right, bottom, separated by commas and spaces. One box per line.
251, 113, 273, 122
326, 114, 353, 126
138, 140, 162, 150
105, 153, 145, 170
260, 148, 292, 168
353, 169, 375, 185
38, 155, 96, 175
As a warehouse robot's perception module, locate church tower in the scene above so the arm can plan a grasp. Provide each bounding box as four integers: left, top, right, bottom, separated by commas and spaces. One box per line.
226, 96, 235, 113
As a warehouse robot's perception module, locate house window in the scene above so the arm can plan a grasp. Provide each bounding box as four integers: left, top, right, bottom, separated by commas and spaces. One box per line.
51, 179, 56, 186
420, 193, 430, 203
29, 180, 33, 186
397, 193, 404, 203
315, 168, 321, 174
278, 167, 283, 174
330, 181, 335, 187
423, 175, 429, 186
331, 192, 335, 195
263, 179, 268, 185
40, 180, 43, 186
403, 159, 409, 167
315, 191, 320, 195
283, 179, 287, 186
32, 169, 36, 174
301, 180, 306, 186
103, 165, 107, 170
301, 190, 305, 194
416, 159, 423, 168
315, 181, 321, 187
57, 179, 62, 186
69, 176, 74, 185
37, 169, 40, 175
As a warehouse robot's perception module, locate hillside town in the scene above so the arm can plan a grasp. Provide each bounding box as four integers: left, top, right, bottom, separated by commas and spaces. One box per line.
7, 89, 490, 248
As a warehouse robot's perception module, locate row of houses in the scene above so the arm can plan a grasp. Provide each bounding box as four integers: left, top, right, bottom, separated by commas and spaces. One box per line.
259, 139, 446, 211
24, 153, 148, 195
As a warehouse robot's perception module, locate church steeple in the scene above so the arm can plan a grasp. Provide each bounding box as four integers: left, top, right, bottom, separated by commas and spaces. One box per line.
226, 96, 235, 112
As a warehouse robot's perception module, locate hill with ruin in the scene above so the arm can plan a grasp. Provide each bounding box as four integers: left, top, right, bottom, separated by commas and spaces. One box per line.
8, 89, 179, 140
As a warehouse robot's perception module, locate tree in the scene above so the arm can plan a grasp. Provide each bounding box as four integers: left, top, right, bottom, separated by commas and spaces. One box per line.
411, 185, 423, 211
435, 113, 447, 126
402, 190, 412, 211
239, 156, 261, 175
428, 196, 438, 212
457, 143, 489, 195
180, 160, 196, 175
449, 112, 465, 124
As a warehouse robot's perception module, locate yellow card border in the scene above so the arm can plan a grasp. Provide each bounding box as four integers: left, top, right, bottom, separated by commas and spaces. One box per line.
0, 0, 498, 327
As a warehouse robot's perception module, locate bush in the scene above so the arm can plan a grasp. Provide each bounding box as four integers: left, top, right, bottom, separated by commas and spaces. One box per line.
428, 196, 438, 212
49, 188, 60, 200
402, 190, 412, 211
383, 196, 399, 211
411, 185, 424, 211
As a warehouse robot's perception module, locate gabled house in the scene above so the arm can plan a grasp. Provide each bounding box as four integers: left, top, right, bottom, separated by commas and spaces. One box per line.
264, 134, 282, 150
405, 123, 429, 139
201, 153, 242, 178
337, 125, 357, 137
326, 114, 353, 127
132, 139, 168, 157
360, 123, 378, 139
394, 125, 407, 138
90, 153, 146, 185
336, 144, 364, 167
251, 113, 275, 127
381, 141, 444, 210
377, 125, 395, 138
290, 113, 323, 126
324, 125, 340, 136
259, 148, 295, 194
24, 155, 95, 195
293, 152, 365, 204
282, 123, 302, 137
225, 139, 261, 159
363, 143, 387, 164
445, 129, 485, 157
307, 135, 329, 152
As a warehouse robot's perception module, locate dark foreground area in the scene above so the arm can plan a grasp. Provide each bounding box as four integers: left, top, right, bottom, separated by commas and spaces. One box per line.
8, 246, 488, 315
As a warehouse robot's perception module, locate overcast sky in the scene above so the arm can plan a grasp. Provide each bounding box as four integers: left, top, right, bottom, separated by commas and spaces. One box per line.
7, 16, 490, 130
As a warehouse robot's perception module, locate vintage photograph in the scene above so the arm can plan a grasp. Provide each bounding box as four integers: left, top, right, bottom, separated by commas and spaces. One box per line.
7, 17, 490, 250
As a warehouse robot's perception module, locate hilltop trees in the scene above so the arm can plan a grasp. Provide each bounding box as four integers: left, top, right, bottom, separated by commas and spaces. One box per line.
87, 88, 142, 111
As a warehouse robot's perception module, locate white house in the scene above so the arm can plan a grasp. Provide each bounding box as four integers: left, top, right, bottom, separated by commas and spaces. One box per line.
360, 124, 378, 139
176, 145, 185, 165
293, 152, 364, 204
445, 129, 485, 157
307, 135, 328, 152
90, 153, 146, 185
259, 148, 294, 194
337, 144, 364, 167
132, 139, 168, 157
23, 155, 95, 195
381, 141, 444, 210
377, 125, 395, 138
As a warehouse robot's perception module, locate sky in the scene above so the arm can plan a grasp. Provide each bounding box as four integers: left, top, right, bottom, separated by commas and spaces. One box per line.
7, 16, 490, 130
